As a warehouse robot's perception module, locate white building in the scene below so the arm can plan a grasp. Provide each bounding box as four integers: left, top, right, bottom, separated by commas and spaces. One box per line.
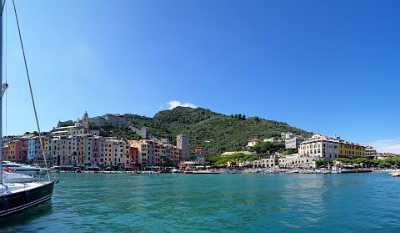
365, 146, 377, 157
281, 132, 294, 140
247, 138, 260, 148
285, 137, 304, 149
298, 134, 339, 161
278, 154, 317, 169
222, 151, 256, 156
263, 137, 282, 143
252, 155, 279, 168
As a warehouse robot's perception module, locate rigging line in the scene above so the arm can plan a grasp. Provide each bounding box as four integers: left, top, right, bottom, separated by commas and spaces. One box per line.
1, 0, 6, 17
4, 0, 6, 136
0, 0, 6, 185
12, 0, 50, 181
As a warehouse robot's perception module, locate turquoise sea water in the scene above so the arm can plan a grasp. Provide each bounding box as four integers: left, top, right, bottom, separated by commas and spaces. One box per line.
0, 173, 399, 233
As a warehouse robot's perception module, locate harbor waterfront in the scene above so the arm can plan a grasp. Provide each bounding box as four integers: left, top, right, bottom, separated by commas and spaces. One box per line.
1, 172, 400, 233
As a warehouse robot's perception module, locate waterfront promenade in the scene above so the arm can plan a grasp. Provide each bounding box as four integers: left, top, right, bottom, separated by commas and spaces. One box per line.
1, 173, 400, 233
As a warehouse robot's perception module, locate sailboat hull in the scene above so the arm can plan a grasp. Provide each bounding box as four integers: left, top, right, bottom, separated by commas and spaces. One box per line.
0, 181, 55, 217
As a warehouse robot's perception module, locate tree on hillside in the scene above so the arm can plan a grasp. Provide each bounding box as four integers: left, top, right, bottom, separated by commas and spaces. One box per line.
252, 141, 284, 155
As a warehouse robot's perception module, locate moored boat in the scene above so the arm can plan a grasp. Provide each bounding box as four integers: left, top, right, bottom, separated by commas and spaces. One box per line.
340, 168, 373, 174
0, 181, 55, 217
389, 170, 400, 177
0, 0, 55, 217
191, 170, 222, 175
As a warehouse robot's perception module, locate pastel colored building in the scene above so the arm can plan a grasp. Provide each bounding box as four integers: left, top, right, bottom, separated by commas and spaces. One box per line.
126, 146, 139, 169
27, 137, 41, 162
104, 138, 127, 169
338, 141, 366, 158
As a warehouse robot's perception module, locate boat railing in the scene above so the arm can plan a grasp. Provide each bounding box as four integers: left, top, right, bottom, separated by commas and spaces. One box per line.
4, 170, 59, 184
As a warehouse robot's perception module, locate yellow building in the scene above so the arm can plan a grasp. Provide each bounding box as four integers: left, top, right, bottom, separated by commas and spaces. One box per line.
43, 138, 49, 156
339, 141, 366, 158
7, 142, 16, 161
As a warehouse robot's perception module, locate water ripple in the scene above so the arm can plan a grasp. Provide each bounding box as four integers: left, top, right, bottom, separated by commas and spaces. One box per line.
1, 173, 400, 233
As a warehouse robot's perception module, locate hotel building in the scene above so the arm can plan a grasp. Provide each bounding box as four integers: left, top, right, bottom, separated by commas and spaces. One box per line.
298, 134, 339, 161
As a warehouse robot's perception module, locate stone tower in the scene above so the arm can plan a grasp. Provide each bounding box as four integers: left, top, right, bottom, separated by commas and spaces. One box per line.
82, 111, 89, 130
177, 135, 190, 161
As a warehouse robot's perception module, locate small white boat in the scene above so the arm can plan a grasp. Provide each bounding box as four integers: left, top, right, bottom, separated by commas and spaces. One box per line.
170, 168, 180, 173
331, 167, 342, 174
286, 170, 299, 174
389, 170, 400, 177
191, 170, 222, 175
141, 171, 160, 174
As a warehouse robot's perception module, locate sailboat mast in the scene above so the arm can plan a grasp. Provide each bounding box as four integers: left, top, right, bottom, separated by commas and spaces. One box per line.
0, 0, 4, 185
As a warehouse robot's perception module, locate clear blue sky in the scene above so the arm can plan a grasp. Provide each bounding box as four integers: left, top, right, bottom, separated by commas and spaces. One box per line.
3, 0, 400, 152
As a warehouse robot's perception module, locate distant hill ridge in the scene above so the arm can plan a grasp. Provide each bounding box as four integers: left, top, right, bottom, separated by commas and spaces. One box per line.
59, 107, 311, 155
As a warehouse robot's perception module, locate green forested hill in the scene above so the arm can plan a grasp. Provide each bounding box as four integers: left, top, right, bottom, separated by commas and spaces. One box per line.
149, 107, 310, 154
62, 107, 311, 155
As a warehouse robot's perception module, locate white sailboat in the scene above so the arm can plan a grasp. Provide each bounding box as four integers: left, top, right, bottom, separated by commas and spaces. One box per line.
0, 0, 55, 217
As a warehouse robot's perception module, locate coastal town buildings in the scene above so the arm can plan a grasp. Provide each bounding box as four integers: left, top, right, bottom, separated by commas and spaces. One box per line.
298, 134, 367, 162
1, 112, 183, 170
2, 111, 382, 171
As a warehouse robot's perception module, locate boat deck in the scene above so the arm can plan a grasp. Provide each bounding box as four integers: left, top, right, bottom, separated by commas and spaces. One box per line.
0, 182, 52, 196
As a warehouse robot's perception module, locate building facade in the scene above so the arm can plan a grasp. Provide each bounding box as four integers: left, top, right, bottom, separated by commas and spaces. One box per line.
27, 137, 41, 162
285, 137, 304, 149
338, 141, 366, 158
177, 135, 190, 160
298, 135, 339, 161
279, 154, 317, 169
252, 155, 279, 168
365, 146, 377, 158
